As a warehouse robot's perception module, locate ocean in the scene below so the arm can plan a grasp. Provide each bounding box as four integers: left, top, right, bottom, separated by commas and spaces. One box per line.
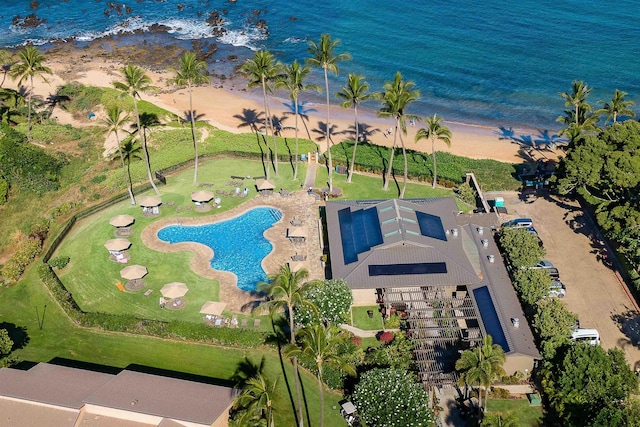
2, 0, 638, 131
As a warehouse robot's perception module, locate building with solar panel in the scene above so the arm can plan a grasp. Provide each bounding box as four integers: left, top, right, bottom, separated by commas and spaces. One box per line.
325, 197, 540, 388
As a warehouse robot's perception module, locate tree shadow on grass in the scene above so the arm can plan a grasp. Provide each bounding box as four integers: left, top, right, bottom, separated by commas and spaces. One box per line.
0, 322, 29, 353
234, 108, 269, 177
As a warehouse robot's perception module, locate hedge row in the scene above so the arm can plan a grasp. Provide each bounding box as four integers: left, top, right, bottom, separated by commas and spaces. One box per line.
38, 264, 268, 348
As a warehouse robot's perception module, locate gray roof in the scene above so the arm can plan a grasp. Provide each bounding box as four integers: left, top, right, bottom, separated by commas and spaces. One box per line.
0, 363, 112, 409
85, 370, 234, 425
326, 198, 482, 289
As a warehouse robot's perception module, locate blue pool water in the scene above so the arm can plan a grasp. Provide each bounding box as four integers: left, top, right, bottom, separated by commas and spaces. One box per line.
157, 207, 282, 291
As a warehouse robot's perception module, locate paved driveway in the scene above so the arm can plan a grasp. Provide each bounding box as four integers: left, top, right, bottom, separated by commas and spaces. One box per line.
491, 191, 640, 370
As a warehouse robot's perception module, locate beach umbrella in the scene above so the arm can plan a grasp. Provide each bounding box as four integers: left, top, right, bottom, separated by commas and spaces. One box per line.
287, 226, 308, 239
191, 190, 214, 203
120, 265, 148, 280
160, 282, 189, 299
109, 214, 135, 228
199, 301, 227, 316
104, 238, 132, 252
256, 179, 275, 191
288, 261, 306, 273
139, 196, 162, 207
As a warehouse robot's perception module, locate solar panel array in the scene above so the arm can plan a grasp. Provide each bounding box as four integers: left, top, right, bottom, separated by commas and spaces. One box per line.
473, 286, 510, 352
415, 211, 448, 241
338, 207, 384, 264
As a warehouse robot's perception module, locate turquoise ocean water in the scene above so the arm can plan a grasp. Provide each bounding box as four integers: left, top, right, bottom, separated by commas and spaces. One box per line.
2, 0, 638, 130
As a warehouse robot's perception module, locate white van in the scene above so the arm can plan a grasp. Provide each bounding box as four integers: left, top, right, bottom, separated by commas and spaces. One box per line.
502, 218, 533, 229
570, 328, 600, 346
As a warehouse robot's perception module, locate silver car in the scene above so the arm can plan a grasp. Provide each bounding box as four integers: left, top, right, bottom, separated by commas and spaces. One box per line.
548, 280, 566, 298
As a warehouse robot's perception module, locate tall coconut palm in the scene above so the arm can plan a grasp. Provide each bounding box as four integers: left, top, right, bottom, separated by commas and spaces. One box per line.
307, 34, 351, 192
114, 64, 159, 195
258, 264, 315, 427
103, 105, 135, 204
455, 335, 506, 411
241, 51, 281, 179
169, 51, 210, 184
275, 60, 320, 180
558, 80, 592, 127
378, 72, 420, 197
118, 139, 143, 190
598, 89, 635, 124
9, 46, 51, 141
556, 80, 600, 142
285, 324, 356, 427
336, 73, 374, 183
0, 50, 14, 88
415, 114, 452, 188
233, 371, 278, 427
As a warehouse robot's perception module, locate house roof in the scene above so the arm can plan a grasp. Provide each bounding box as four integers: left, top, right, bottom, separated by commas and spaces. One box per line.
84, 370, 234, 425
326, 198, 482, 289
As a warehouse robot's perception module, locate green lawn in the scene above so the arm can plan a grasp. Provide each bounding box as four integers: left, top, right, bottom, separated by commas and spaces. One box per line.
486, 398, 543, 426
352, 306, 384, 331
0, 265, 345, 426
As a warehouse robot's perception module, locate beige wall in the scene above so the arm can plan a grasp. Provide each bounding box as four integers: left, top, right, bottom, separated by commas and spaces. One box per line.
83, 404, 164, 425
503, 354, 536, 377
351, 288, 377, 306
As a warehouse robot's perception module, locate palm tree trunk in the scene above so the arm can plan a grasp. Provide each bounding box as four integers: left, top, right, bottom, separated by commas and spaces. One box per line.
27, 76, 33, 141
400, 130, 408, 198
324, 66, 333, 192
289, 310, 304, 427
189, 83, 198, 185
266, 97, 279, 177
317, 367, 325, 427
134, 98, 159, 195
347, 104, 359, 183
383, 119, 399, 190
432, 137, 437, 188
116, 134, 135, 205
293, 97, 300, 180
261, 77, 272, 181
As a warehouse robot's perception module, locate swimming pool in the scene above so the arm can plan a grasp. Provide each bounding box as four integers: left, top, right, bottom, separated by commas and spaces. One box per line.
157, 207, 282, 291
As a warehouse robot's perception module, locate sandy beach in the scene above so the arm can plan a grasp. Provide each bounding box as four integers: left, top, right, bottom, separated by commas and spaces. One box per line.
10, 45, 563, 164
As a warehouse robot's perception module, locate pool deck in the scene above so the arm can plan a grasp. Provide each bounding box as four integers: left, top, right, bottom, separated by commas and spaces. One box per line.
141, 191, 325, 312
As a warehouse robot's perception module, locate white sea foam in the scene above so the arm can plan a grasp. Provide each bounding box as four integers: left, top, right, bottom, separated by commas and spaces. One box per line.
283, 36, 306, 44
217, 27, 267, 51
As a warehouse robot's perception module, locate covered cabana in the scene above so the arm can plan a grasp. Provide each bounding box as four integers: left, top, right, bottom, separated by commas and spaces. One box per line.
255, 179, 275, 196
109, 214, 135, 237
119, 264, 148, 291
104, 238, 131, 263
191, 190, 215, 212
139, 196, 162, 216
160, 282, 189, 299
200, 301, 228, 326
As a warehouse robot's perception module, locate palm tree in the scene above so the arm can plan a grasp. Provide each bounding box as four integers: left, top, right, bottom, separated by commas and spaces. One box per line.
102, 105, 135, 204
169, 51, 210, 184
598, 89, 635, 124
455, 335, 506, 412
275, 60, 320, 180
378, 72, 420, 197
9, 46, 51, 141
336, 74, 374, 183
285, 324, 356, 427
0, 49, 14, 88
241, 51, 281, 179
258, 264, 314, 427
415, 114, 452, 188
307, 34, 351, 192
233, 371, 278, 427
558, 80, 592, 127
112, 138, 143, 198
114, 64, 159, 195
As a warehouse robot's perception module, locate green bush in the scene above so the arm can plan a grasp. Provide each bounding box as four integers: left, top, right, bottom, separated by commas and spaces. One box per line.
488, 387, 511, 399
383, 314, 401, 329
57, 83, 104, 113
0, 176, 8, 205
49, 256, 70, 269
51, 201, 78, 219
455, 182, 477, 206
90, 174, 107, 184
3, 237, 43, 283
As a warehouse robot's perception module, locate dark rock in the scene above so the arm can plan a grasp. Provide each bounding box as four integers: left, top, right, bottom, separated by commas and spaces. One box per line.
12, 13, 46, 29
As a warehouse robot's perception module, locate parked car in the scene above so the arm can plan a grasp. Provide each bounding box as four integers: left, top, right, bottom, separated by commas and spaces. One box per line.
533, 260, 560, 279
571, 328, 600, 346
548, 280, 566, 298
502, 218, 534, 229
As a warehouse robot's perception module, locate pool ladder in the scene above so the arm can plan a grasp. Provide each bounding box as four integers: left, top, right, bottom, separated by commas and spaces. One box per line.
270, 209, 283, 222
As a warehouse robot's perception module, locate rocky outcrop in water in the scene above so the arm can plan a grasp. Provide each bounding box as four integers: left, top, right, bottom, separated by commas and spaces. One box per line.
206, 11, 227, 37
12, 13, 46, 28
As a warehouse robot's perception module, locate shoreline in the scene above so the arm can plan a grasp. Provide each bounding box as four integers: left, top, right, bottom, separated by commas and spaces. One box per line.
8, 42, 564, 164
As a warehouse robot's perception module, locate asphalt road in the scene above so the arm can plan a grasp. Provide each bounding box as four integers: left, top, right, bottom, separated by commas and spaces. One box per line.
495, 191, 640, 370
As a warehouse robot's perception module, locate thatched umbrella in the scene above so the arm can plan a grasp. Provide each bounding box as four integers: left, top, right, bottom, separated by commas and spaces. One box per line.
109, 214, 135, 228
104, 238, 132, 252
139, 196, 162, 207
287, 226, 308, 239
160, 282, 189, 299
288, 261, 306, 273
191, 190, 214, 203
199, 301, 227, 316
120, 265, 148, 280
256, 179, 275, 191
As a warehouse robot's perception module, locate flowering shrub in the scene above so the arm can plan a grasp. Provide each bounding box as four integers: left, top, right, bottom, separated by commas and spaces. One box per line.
353, 367, 434, 426
295, 279, 353, 326
378, 331, 394, 344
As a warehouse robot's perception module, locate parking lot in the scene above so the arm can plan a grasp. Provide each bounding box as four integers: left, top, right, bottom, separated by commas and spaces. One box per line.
493, 191, 640, 369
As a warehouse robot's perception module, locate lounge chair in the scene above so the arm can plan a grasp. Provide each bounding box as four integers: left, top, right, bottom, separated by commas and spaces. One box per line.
240, 318, 248, 328
253, 318, 261, 328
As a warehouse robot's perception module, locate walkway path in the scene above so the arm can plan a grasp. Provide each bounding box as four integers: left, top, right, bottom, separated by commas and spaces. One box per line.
340, 324, 379, 338
303, 160, 317, 190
